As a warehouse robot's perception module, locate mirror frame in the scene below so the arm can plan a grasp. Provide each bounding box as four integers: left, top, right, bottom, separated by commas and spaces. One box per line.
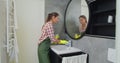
64, 0, 90, 40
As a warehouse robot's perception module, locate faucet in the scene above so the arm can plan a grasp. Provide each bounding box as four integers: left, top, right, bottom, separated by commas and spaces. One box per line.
65, 40, 72, 47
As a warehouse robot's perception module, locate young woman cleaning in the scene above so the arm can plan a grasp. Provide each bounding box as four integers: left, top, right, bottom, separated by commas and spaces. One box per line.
38, 12, 60, 63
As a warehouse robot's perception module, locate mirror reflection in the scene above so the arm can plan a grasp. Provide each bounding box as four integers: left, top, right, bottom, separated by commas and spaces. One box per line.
65, 0, 89, 39
79, 15, 87, 34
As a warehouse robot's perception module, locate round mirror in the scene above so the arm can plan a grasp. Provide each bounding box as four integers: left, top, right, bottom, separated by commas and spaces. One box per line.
65, 0, 89, 39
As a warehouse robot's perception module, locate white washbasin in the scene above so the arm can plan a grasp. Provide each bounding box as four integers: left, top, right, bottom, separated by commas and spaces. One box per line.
50, 45, 81, 55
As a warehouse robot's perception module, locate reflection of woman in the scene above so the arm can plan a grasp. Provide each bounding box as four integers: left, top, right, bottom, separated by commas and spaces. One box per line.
79, 15, 87, 33
38, 12, 60, 63
74, 15, 87, 39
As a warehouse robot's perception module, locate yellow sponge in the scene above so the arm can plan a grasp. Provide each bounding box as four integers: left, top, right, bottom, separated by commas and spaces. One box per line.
59, 40, 68, 44
74, 34, 81, 39
51, 40, 68, 45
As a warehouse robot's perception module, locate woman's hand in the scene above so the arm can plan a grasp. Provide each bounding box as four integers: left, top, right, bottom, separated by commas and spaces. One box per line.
51, 39, 60, 44
56, 39, 60, 44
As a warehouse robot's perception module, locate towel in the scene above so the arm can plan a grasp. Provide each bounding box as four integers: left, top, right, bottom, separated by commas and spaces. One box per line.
62, 54, 87, 63
7, 0, 19, 63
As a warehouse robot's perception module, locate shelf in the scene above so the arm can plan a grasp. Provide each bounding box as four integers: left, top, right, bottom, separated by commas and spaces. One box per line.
94, 23, 115, 27
93, 8, 116, 14
87, 0, 116, 37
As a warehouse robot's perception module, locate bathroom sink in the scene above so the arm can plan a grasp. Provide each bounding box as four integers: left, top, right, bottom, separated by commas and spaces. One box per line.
50, 45, 81, 55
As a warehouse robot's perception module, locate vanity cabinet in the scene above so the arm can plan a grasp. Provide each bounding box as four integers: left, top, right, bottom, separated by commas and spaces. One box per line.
49, 49, 88, 63
86, 0, 116, 38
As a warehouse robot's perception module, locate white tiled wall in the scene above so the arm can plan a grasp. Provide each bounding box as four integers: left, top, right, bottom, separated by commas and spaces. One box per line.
0, 0, 8, 63
116, 0, 120, 63
0, 0, 45, 63
16, 0, 44, 63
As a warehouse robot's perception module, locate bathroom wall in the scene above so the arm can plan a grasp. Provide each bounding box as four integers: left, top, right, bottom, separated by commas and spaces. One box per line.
72, 36, 115, 63
116, 0, 120, 62
1, 0, 45, 63
16, 0, 44, 63
0, 0, 8, 63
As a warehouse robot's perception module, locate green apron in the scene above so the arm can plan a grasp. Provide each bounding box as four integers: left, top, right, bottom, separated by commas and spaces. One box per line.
38, 37, 51, 63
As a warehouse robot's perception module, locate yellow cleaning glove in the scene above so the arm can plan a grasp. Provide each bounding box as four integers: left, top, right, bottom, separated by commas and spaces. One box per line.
59, 40, 68, 44
55, 34, 60, 39
74, 34, 81, 39
52, 40, 68, 45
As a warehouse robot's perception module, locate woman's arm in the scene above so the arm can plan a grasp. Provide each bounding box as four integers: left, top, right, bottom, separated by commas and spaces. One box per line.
46, 23, 59, 43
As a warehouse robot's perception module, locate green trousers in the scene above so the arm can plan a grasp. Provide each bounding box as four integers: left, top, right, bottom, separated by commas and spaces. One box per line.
38, 37, 51, 63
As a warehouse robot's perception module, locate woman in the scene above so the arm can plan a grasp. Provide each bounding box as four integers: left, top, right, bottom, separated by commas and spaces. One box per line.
38, 12, 60, 63
79, 15, 87, 33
